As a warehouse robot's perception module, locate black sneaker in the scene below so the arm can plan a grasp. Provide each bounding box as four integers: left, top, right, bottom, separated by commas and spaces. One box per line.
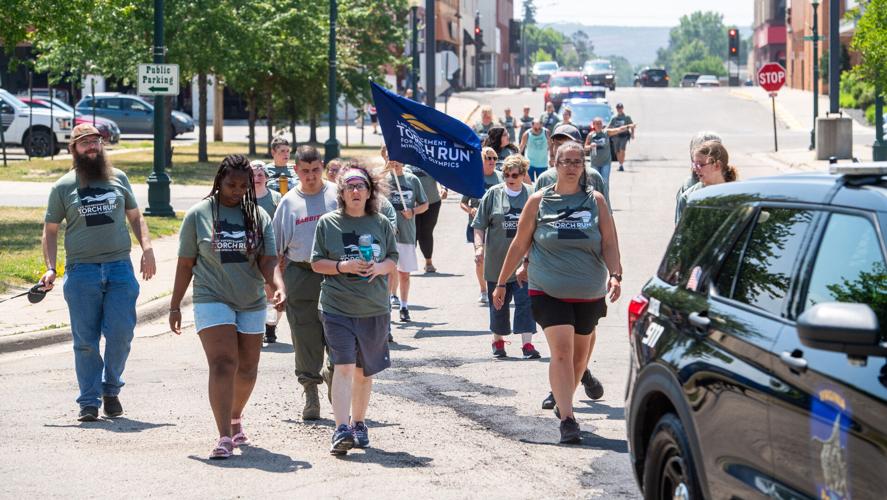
399, 308, 411, 322
553, 404, 561, 419
264, 324, 277, 344
618, 165, 625, 172
390, 295, 400, 307
78, 406, 99, 422
581, 369, 604, 400
330, 424, 355, 456
102, 396, 123, 418
541, 392, 556, 410
559, 416, 582, 444
491, 340, 507, 358
521, 343, 541, 359
352, 421, 370, 448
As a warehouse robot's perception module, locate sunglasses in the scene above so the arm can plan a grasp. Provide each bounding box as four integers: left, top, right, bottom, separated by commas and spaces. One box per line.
557, 159, 585, 167
504, 172, 522, 179
345, 183, 368, 192
485, 156, 498, 161
692, 159, 715, 169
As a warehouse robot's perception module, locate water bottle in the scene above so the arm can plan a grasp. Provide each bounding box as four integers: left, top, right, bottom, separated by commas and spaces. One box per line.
278, 175, 289, 194
358, 234, 374, 280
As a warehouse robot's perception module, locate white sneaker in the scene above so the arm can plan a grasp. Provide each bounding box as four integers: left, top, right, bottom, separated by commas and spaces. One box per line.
478, 292, 488, 304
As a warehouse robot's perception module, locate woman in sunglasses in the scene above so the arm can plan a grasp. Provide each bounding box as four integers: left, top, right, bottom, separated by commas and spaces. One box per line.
675, 140, 737, 224
493, 141, 622, 445
471, 154, 539, 360
310, 163, 399, 456
460, 147, 505, 304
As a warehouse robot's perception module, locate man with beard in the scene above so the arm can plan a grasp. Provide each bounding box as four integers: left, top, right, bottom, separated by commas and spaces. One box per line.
39, 124, 156, 422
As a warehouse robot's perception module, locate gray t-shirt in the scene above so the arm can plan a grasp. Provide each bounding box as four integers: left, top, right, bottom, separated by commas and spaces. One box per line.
178, 199, 276, 311
272, 181, 338, 263
471, 183, 530, 283
379, 196, 398, 232
44, 168, 138, 264
529, 187, 608, 300
312, 211, 399, 318
256, 190, 282, 220
533, 166, 610, 209
461, 170, 505, 213
587, 131, 612, 169
264, 164, 297, 193
408, 165, 441, 204
387, 171, 428, 245
675, 182, 704, 225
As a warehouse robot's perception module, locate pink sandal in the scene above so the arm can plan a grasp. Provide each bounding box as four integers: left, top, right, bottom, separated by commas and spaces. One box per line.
210, 436, 234, 459
232, 417, 250, 447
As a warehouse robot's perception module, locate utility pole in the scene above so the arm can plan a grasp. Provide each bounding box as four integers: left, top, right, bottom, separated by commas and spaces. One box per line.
145, 0, 174, 216
828, 0, 840, 114
809, 0, 821, 151
411, 4, 419, 100
875, 80, 886, 161
424, 0, 435, 108
324, 0, 340, 162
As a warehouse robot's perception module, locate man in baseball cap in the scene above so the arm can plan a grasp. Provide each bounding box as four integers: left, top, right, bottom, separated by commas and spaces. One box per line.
39, 120, 156, 422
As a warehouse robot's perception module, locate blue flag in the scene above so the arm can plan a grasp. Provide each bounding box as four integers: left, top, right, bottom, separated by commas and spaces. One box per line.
370, 82, 484, 198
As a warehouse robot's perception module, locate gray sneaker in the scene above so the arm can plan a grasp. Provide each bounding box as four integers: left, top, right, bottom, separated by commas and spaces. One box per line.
302, 384, 321, 420
352, 421, 370, 448
330, 424, 354, 455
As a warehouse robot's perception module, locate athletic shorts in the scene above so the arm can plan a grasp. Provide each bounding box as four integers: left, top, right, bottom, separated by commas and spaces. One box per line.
396, 242, 418, 272
530, 293, 606, 335
321, 312, 391, 376
528, 166, 547, 181
465, 222, 475, 244
194, 302, 265, 334
611, 135, 629, 152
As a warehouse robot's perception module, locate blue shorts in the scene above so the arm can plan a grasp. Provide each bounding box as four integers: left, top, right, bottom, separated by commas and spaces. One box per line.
193, 302, 266, 334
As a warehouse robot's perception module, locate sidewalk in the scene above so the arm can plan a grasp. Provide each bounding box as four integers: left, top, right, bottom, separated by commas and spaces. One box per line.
729, 86, 877, 171
0, 235, 188, 353
0, 93, 480, 354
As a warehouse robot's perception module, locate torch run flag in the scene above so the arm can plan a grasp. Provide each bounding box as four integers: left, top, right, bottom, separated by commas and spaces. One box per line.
371, 82, 485, 198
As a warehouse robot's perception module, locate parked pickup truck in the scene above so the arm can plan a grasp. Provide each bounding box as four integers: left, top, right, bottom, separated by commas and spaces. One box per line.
1, 88, 73, 157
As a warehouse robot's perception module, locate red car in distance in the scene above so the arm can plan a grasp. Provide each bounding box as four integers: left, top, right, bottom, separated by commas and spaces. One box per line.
19, 97, 121, 144
543, 71, 592, 112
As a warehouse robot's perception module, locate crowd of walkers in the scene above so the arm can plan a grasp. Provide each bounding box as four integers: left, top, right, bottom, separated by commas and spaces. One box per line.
38, 99, 738, 457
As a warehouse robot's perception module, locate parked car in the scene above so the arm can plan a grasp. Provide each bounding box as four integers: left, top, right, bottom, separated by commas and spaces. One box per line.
0, 88, 72, 156
583, 59, 616, 91
634, 68, 670, 87
544, 72, 589, 112
561, 98, 612, 142
626, 164, 887, 499
680, 73, 700, 88
695, 75, 720, 88
20, 97, 120, 144
531, 61, 559, 91
75, 93, 194, 137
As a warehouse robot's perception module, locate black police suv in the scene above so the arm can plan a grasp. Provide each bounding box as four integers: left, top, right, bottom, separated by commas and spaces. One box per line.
626, 165, 887, 499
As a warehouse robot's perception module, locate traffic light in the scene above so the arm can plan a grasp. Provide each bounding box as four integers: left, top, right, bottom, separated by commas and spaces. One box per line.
509, 19, 521, 54
474, 14, 484, 50
728, 28, 739, 58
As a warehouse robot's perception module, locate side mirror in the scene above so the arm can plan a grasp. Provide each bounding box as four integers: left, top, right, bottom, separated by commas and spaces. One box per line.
797, 303, 885, 357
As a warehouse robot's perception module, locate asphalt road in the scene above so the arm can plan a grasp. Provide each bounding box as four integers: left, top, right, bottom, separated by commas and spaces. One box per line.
0, 87, 799, 498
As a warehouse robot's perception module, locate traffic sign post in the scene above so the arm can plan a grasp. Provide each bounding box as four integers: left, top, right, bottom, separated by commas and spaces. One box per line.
758, 63, 786, 153
143, 0, 175, 217
138, 63, 180, 96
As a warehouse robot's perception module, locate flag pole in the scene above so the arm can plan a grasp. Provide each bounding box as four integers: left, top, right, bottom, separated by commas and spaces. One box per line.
391, 166, 406, 209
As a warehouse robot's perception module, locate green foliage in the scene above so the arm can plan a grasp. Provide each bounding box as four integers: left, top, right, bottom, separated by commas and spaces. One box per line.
530, 48, 554, 66
839, 71, 876, 111
525, 25, 569, 66
571, 31, 594, 66
865, 104, 876, 126
826, 262, 887, 331
608, 56, 635, 88
850, 0, 887, 91
654, 11, 729, 86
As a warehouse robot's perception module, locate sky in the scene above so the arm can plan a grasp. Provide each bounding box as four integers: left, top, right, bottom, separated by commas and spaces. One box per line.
514, 0, 754, 28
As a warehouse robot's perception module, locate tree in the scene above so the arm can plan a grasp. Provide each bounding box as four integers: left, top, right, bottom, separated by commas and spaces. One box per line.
655, 11, 729, 84
571, 31, 593, 65
523, 0, 537, 25
608, 55, 635, 88
850, 0, 887, 91
525, 25, 568, 65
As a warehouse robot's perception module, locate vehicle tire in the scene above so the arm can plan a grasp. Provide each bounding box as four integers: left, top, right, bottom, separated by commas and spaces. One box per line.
642, 413, 702, 500
24, 128, 54, 157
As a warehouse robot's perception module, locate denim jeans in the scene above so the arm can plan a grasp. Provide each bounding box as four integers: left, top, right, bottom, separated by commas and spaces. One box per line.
486, 281, 536, 335
593, 161, 611, 188
62, 259, 139, 409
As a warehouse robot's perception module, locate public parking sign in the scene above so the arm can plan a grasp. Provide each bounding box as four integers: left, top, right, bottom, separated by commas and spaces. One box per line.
758, 63, 786, 93
137, 64, 180, 96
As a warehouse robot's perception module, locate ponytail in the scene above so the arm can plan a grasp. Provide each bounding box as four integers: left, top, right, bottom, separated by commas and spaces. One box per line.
724, 164, 738, 182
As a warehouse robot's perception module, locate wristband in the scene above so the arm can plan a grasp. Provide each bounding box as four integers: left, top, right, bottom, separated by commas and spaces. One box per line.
335, 261, 342, 274
610, 273, 623, 283
47, 268, 56, 274
169, 309, 180, 313
496, 284, 507, 288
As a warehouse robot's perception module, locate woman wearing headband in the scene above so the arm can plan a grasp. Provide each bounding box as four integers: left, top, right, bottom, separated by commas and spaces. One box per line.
311, 164, 399, 456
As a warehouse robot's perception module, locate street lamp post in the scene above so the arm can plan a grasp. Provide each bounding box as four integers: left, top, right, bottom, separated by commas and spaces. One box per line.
875, 81, 886, 161
145, 0, 174, 216
324, 0, 340, 162
410, 2, 419, 100
424, 0, 435, 108
809, 0, 820, 151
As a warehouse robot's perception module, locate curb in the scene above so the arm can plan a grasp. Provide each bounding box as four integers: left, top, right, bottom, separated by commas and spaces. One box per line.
0, 293, 192, 354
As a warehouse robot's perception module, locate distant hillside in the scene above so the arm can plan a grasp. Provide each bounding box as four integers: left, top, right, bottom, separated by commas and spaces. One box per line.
542, 23, 753, 68
542, 23, 671, 67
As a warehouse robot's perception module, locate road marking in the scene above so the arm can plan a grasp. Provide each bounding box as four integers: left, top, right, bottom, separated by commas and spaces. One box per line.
729, 88, 806, 131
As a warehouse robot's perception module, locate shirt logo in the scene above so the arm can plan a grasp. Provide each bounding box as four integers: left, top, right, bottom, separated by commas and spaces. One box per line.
502, 207, 522, 238
213, 219, 248, 263
548, 208, 594, 239
77, 186, 119, 226
389, 187, 414, 211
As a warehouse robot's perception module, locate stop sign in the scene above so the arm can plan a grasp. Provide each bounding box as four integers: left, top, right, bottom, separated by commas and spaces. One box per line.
758, 63, 786, 93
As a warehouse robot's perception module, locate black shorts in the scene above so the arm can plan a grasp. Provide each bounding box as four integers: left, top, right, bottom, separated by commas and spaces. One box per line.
530, 294, 606, 335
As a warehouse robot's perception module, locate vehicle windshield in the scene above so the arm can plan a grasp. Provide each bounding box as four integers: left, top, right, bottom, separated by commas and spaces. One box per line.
698, 75, 717, 81
585, 62, 611, 72
0, 91, 28, 109
550, 76, 585, 87
568, 104, 612, 125
535, 62, 558, 71
646, 69, 667, 77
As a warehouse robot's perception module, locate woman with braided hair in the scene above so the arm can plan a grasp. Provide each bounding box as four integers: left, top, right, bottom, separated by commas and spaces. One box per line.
169, 154, 286, 460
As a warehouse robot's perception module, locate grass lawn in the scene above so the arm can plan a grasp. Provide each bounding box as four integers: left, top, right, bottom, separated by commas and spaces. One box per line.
0, 142, 384, 184
0, 207, 182, 293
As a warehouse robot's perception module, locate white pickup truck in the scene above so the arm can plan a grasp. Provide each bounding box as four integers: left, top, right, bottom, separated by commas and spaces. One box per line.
0, 88, 73, 157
